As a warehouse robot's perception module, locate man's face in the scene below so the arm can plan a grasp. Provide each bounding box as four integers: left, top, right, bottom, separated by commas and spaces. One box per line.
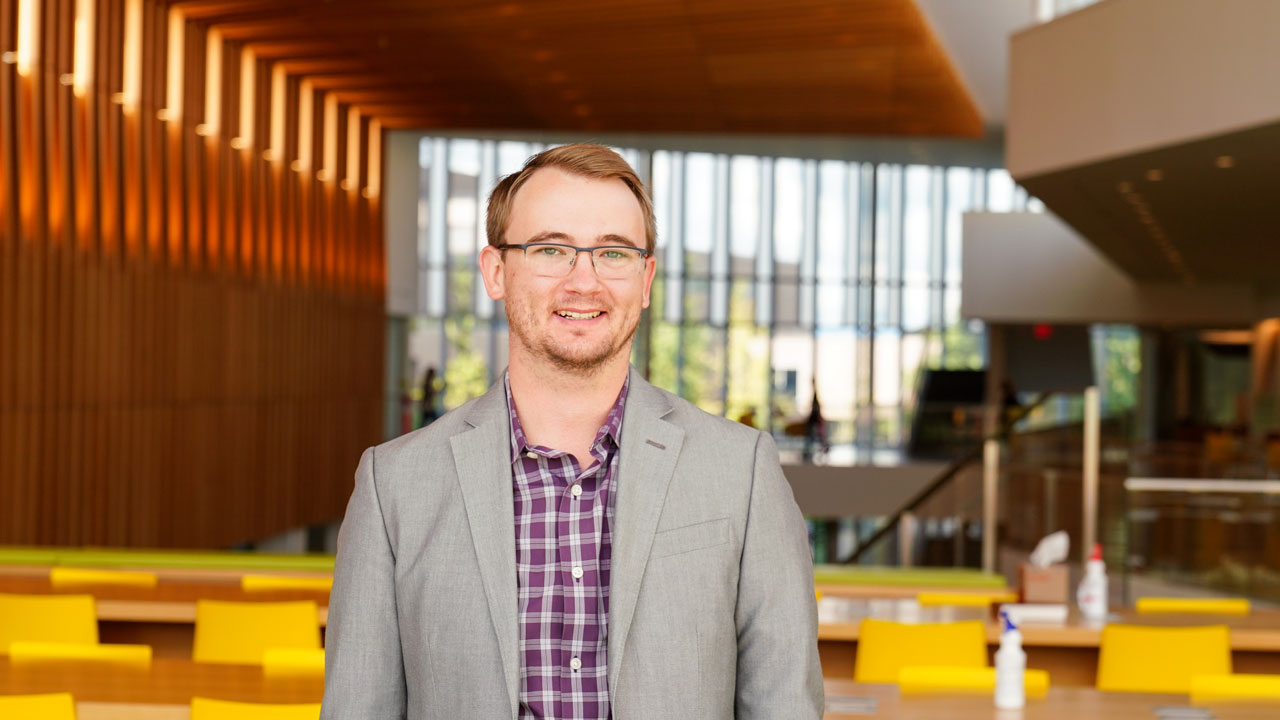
480, 167, 656, 375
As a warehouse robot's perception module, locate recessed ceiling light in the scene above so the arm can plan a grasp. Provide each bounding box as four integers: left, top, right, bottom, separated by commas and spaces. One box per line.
1145, 169, 1163, 181
1216, 155, 1235, 169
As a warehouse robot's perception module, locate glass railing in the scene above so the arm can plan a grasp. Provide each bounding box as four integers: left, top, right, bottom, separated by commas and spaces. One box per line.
835, 393, 1057, 568
1123, 477, 1280, 605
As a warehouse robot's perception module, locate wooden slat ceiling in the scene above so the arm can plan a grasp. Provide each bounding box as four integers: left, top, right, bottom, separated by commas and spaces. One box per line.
171, 0, 982, 136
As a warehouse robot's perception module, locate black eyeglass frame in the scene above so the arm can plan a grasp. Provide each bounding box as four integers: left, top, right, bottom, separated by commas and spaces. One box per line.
496, 242, 652, 276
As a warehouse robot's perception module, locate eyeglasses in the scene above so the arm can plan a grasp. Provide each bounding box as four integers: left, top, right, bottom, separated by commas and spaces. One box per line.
498, 242, 650, 279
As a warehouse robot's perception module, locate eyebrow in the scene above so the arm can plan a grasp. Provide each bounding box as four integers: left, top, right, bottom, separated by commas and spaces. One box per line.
521, 231, 639, 249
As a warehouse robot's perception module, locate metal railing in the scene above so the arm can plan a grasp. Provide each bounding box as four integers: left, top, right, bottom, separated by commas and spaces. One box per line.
846, 392, 1056, 565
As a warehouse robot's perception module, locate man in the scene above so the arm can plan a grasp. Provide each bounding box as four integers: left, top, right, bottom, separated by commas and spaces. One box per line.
322, 144, 822, 719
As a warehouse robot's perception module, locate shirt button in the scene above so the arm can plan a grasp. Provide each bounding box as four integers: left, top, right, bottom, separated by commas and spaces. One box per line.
569, 657, 582, 670
571, 484, 583, 497
571, 566, 584, 579
525, 451, 537, 460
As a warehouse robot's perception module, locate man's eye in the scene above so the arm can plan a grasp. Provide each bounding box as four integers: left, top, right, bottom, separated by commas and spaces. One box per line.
534, 245, 566, 256
600, 250, 626, 260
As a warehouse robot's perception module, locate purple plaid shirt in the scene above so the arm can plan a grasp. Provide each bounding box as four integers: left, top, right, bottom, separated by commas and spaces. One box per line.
506, 374, 627, 720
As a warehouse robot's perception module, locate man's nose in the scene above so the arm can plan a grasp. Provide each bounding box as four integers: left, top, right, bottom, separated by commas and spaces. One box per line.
563, 249, 603, 289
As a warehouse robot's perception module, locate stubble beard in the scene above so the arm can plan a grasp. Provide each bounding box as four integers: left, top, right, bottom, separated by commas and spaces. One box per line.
506, 299, 640, 375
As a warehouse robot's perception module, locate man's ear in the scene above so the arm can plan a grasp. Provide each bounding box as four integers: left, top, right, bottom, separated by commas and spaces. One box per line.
640, 254, 657, 309
478, 245, 506, 300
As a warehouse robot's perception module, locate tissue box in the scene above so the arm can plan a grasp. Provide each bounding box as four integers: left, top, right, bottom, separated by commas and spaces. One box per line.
1020, 563, 1069, 604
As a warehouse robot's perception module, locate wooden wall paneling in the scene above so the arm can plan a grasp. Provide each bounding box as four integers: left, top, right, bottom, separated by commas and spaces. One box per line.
59, 0, 85, 546
0, 0, 14, 541
183, 20, 202, 272
2, 0, 385, 548
95, 0, 111, 546
118, 0, 144, 545
45, 0, 70, 540
13, 13, 38, 545
79, 2, 98, 546
45, 66, 68, 545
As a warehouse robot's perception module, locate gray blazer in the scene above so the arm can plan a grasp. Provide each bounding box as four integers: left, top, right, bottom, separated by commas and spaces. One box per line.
321, 369, 823, 719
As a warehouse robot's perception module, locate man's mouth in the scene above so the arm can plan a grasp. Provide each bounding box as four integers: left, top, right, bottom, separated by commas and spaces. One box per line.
556, 310, 603, 319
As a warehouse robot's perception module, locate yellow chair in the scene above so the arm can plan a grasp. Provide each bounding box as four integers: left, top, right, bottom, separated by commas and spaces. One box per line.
898, 665, 1050, 697
1096, 624, 1231, 693
193, 600, 321, 665
1190, 673, 1280, 703
242, 575, 333, 593
0, 692, 76, 719
0, 593, 98, 654
263, 648, 326, 677
853, 619, 988, 683
191, 697, 321, 720
10, 640, 152, 668
1135, 597, 1250, 615
50, 567, 158, 590
917, 592, 1018, 608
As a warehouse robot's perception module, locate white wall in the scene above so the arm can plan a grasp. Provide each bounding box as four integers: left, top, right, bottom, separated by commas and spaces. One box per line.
1008, 0, 1280, 177
961, 212, 1257, 325
384, 131, 420, 317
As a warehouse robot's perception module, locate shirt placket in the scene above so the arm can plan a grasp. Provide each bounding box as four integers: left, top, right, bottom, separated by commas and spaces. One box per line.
558, 451, 608, 720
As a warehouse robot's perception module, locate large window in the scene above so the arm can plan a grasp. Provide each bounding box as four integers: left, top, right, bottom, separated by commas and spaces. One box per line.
405, 138, 1041, 456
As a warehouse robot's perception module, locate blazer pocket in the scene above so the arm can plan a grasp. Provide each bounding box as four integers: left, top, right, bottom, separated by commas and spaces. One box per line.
650, 517, 730, 560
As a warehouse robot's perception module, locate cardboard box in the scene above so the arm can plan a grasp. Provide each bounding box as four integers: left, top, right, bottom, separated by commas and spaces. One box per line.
1020, 563, 1069, 604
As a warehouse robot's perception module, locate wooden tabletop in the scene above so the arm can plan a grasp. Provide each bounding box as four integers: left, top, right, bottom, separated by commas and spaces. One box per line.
822, 679, 1279, 719
818, 596, 1280, 651
816, 583, 1012, 599
24, 678, 1279, 720
0, 657, 323, 705
0, 574, 330, 624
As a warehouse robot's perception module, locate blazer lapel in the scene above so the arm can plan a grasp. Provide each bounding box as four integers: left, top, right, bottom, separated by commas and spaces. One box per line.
607, 369, 685, 694
450, 384, 520, 718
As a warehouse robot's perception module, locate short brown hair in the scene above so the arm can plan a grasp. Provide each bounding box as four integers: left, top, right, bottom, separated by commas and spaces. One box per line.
485, 144, 657, 253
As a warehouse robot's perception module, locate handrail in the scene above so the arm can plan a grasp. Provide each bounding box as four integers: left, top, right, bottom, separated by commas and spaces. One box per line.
846, 391, 1055, 564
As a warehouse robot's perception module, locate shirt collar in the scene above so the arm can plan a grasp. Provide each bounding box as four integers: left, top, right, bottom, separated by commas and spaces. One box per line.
505, 371, 629, 464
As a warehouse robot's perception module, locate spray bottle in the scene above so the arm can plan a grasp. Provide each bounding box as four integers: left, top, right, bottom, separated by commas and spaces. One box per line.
994, 609, 1026, 709
1076, 542, 1109, 621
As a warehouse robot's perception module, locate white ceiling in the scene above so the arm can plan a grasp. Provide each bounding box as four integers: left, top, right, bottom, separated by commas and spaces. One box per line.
913, 0, 1038, 126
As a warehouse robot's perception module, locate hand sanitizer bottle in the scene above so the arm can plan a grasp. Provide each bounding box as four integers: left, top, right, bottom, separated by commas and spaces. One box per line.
995, 610, 1026, 709
1076, 542, 1109, 621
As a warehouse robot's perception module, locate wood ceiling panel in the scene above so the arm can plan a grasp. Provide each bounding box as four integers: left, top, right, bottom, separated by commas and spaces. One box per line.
170, 0, 981, 136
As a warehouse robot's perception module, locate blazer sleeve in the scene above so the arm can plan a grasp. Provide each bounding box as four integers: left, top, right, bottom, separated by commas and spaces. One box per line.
734, 432, 825, 720
321, 447, 409, 719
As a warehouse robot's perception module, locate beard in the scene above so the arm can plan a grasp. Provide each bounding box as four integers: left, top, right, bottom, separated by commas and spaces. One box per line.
505, 297, 640, 375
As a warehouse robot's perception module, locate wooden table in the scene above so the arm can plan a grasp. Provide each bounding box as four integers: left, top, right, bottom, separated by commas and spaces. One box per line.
0, 572, 330, 658
822, 679, 1279, 719
0, 656, 324, 719
816, 582, 1012, 599
818, 596, 1280, 685
3, 670, 1276, 720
